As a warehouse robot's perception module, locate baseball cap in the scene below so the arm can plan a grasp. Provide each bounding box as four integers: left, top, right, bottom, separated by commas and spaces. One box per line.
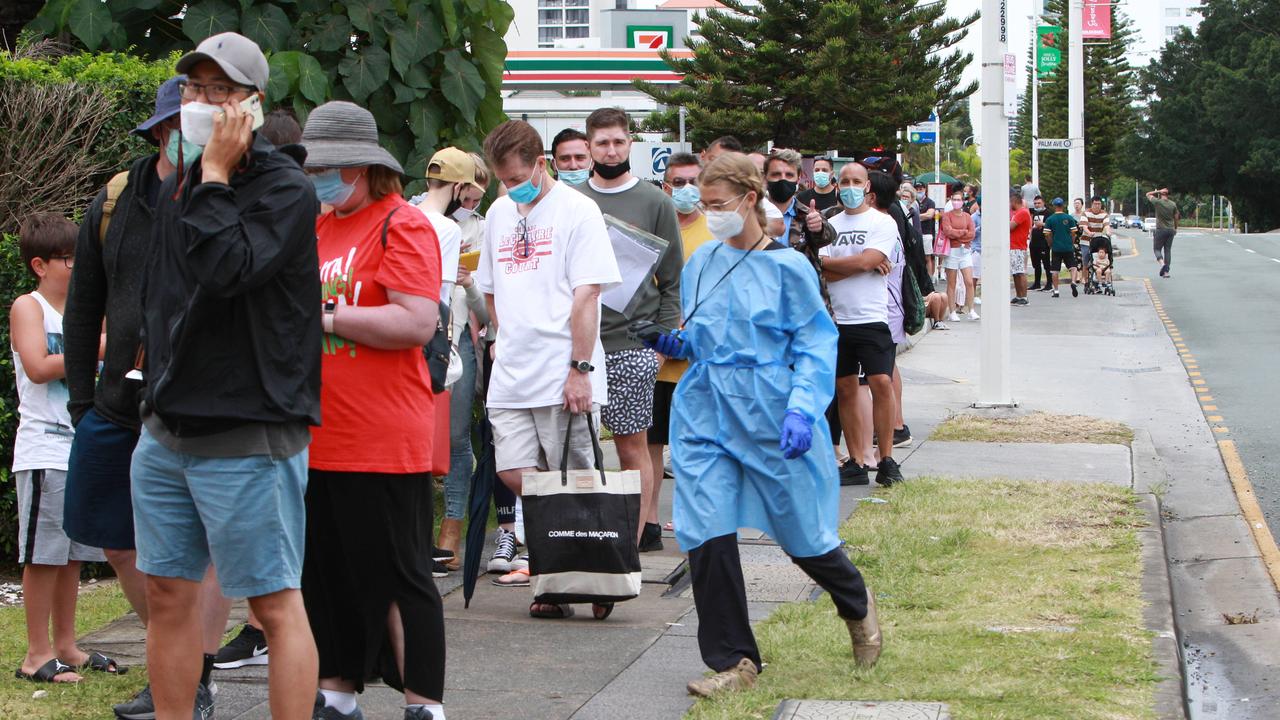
913, 180, 926, 188
132, 75, 185, 145
176, 32, 269, 91
1052, 197, 1065, 206
427, 147, 484, 191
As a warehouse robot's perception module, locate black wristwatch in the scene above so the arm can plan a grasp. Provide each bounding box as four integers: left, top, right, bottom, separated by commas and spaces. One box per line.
569, 359, 594, 373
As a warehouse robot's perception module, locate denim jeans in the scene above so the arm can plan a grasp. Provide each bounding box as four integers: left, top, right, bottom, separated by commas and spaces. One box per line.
444, 330, 476, 520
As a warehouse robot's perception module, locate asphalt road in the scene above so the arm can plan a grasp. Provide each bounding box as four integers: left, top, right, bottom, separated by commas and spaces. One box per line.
1116, 227, 1280, 539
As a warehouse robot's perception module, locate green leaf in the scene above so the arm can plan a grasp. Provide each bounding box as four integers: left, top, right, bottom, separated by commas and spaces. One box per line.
390, 79, 416, 104
469, 25, 506, 90
408, 99, 442, 155
367, 86, 401, 134
348, 0, 390, 33
267, 51, 301, 104
406, 3, 445, 56
183, 0, 239, 44
240, 4, 291, 52
439, 0, 460, 43
389, 25, 421, 77
486, 0, 515, 35
307, 13, 352, 53
68, 0, 113, 50
403, 64, 433, 89
292, 95, 312, 127
297, 53, 329, 105
440, 50, 484, 121
338, 45, 391, 103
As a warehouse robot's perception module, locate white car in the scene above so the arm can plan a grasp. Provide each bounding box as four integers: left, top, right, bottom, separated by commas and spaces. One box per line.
1143, 217, 1157, 232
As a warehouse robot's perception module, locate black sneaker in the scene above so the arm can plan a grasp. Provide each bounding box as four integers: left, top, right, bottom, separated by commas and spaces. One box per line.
114, 685, 155, 720
432, 560, 449, 578
403, 705, 435, 720
1028, 282, 1041, 291
892, 426, 912, 448
839, 459, 869, 486
876, 457, 904, 486
213, 623, 268, 669
314, 691, 366, 720
432, 546, 455, 563
1071, 283, 1079, 297
194, 683, 214, 720
638, 522, 664, 552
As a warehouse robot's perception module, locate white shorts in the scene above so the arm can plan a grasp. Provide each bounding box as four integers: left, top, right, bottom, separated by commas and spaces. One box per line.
943, 245, 973, 270
1010, 249, 1027, 275
489, 405, 602, 473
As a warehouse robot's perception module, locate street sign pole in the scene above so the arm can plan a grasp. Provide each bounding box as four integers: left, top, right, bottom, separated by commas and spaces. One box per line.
1068, 0, 1086, 209
1030, 14, 1040, 187
978, 0, 1014, 407
933, 106, 941, 181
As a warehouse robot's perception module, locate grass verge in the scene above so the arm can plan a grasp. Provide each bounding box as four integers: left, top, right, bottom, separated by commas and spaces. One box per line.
687, 477, 1157, 720
930, 412, 1134, 445
0, 582, 148, 718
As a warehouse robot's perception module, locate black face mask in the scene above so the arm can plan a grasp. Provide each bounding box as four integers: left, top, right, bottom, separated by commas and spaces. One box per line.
767, 179, 797, 203
445, 195, 463, 217
593, 158, 630, 180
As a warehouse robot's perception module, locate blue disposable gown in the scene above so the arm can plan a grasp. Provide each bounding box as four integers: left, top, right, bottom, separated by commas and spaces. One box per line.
670, 241, 842, 558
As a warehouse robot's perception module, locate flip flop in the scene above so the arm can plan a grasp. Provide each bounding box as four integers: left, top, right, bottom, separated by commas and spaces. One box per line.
79, 651, 127, 675
492, 567, 530, 587
530, 602, 574, 619
14, 657, 80, 684
592, 602, 615, 621
663, 521, 674, 532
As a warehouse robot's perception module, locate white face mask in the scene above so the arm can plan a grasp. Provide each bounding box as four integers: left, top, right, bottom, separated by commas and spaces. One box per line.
452, 206, 475, 222
705, 195, 747, 241
180, 102, 223, 147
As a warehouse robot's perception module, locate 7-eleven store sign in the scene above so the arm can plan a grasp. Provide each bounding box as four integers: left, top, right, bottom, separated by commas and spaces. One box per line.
503, 49, 693, 86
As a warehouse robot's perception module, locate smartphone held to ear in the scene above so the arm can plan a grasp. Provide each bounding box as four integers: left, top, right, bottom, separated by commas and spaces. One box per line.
240, 94, 265, 132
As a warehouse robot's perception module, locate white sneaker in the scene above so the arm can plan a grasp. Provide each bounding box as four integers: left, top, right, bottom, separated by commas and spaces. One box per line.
968, 309, 981, 321
932, 320, 951, 331
948, 311, 960, 322
974, 297, 982, 305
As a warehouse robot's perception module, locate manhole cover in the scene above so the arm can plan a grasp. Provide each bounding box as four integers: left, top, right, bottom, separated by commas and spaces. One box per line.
1101, 366, 1162, 374
774, 700, 951, 720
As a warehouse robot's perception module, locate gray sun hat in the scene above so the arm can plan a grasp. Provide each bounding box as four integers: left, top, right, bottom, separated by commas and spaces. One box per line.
301, 101, 404, 174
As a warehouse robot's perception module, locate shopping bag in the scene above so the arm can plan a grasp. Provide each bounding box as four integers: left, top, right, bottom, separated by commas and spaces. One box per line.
522, 413, 642, 605
431, 389, 450, 476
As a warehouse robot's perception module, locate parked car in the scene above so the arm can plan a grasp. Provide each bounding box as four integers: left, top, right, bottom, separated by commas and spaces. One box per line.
1143, 217, 1157, 232
1109, 213, 1125, 228
1128, 216, 1143, 229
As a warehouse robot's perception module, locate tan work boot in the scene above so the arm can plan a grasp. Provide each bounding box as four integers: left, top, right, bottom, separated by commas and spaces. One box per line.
686, 657, 758, 698
437, 518, 463, 571
846, 585, 882, 667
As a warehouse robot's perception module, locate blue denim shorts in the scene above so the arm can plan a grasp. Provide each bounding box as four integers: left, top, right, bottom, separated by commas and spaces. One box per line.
130, 429, 308, 598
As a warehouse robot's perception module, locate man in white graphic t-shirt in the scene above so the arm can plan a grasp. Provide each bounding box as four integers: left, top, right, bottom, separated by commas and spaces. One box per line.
475, 120, 621, 614
819, 163, 905, 487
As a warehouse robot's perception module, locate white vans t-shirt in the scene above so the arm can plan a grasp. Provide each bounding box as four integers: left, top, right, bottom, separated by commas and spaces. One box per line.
476, 181, 621, 409
821, 209, 900, 325
417, 206, 461, 304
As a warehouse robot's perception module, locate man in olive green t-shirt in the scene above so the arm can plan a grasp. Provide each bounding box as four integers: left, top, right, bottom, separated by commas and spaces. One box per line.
1146, 187, 1180, 278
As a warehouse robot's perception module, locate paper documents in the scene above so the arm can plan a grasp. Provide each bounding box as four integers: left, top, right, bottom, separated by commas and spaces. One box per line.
600, 214, 669, 317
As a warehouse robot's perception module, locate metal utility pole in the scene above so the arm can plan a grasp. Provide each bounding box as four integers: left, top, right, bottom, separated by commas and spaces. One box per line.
1068, 0, 1085, 208
1030, 14, 1040, 187
933, 105, 941, 181
977, 0, 1014, 407
678, 106, 687, 152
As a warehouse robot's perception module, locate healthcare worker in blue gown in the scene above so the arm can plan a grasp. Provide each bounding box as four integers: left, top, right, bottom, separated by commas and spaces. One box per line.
643, 153, 882, 698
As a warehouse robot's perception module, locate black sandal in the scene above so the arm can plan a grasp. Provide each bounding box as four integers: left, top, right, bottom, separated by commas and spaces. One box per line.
14, 657, 79, 683
79, 651, 127, 675
592, 602, 614, 621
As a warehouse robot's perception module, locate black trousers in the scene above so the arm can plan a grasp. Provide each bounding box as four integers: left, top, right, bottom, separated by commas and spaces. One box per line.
1030, 240, 1052, 285
687, 534, 869, 672
1153, 229, 1176, 269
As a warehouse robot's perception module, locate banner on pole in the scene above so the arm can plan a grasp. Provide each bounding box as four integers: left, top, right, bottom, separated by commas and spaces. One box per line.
1082, 0, 1112, 39
1003, 54, 1018, 118
1037, 25, 1061, 77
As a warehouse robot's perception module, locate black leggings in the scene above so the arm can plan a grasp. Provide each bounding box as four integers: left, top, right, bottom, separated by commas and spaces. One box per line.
1030, 241, 1052, 285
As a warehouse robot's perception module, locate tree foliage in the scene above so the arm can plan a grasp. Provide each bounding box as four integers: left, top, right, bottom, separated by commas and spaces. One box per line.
24, 0, 514, 189
1012, 0, 1137, 203
637, 0, 977, 153
1125, 0, 1280, 230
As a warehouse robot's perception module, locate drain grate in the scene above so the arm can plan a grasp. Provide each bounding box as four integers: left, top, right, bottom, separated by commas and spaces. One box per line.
1101, 366, 1162, 374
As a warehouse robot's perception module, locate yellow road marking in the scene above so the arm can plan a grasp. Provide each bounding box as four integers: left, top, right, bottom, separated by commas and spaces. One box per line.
1193, 379, 1206, 385
1202, 405, 1218, 411
1207, 415, 1224, 422
1188, 371, 1201, 377
1214, 426, 1229, 433
1219, 440, 1280, 592
1201, 395, 1214, 401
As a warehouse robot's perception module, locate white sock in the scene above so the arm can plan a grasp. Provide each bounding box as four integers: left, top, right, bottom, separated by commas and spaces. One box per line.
514, 496, 525, 545
407, 703, 445, 720
321, 690, 358, 714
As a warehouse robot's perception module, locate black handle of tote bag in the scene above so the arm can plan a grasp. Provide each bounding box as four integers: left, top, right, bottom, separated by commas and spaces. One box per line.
559, 412, 608, 487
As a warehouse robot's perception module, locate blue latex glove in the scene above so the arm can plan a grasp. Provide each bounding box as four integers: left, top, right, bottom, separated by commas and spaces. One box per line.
779, 410, 813, 459
652, 330, 689, 360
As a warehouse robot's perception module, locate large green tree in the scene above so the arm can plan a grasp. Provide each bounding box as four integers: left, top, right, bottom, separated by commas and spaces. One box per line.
1013, 0, 1137, 202
23, 0, 513, 188
1126, 0, 1279, 230
637, 0, 977, 153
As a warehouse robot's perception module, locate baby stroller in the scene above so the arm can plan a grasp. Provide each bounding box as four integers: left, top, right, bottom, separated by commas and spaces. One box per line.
1086, 236, 1115, 296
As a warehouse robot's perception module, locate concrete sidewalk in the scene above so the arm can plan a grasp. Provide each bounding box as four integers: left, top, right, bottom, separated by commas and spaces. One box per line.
78, 275, 1276, 719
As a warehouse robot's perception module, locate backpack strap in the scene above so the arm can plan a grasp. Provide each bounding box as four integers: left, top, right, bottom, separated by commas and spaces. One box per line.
380, 204, 404, 248
98, 171, 130, 245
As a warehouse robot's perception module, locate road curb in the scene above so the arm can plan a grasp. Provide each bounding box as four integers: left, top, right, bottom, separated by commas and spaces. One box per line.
1131, 429, 1189, 720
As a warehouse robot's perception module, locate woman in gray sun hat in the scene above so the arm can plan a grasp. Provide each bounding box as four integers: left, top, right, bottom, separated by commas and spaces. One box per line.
299, 100, 449, 720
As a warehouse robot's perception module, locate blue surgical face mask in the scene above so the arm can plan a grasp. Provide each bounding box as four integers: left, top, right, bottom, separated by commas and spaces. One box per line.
165, 129, 202, 170
310, 169, 356, 206
557, 167, 589, 186
671, 183, 700, 214
508, 163, 544, 204
813, 171, 831, 188
840, 186, 865, 209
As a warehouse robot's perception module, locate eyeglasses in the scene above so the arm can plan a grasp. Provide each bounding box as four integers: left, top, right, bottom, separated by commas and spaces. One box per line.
695, 194, 744, 213
514, 216, 531, 260
178, 80, 255, 104
49, 255, 74, 269
664, 178, 698, 189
